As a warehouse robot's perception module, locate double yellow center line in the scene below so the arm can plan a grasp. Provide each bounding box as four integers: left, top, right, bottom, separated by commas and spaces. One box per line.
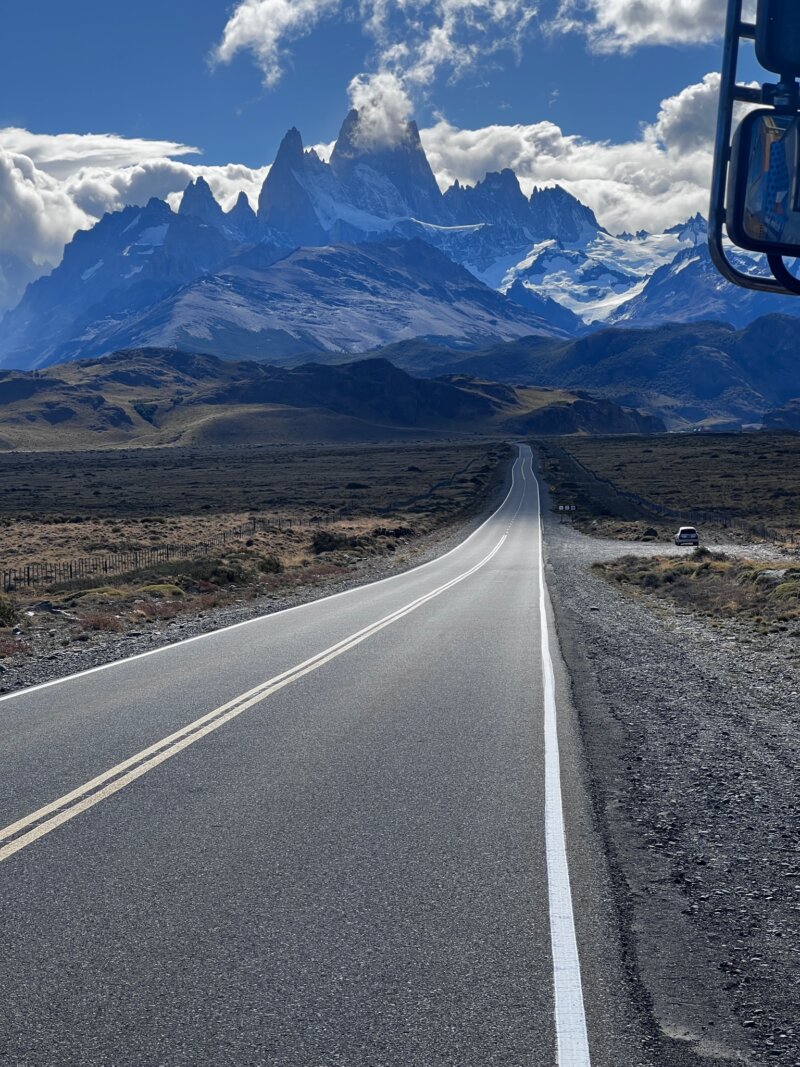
0, 530, 509, 865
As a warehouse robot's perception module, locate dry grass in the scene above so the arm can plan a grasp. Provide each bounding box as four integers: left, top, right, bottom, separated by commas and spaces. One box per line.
559, 433, 800, 532
594, 548, 800, 628
0, 441, 509, 659
81, 612, 124, 633
0, 441, 508, 577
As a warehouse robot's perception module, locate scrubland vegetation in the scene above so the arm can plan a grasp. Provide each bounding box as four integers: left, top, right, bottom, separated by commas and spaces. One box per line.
594, 547, 800, 631
0, 441, 509, 665
539, 433, 800, 546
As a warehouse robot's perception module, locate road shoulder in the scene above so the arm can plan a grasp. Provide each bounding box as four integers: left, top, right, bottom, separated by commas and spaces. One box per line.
542, 503, 798, 1065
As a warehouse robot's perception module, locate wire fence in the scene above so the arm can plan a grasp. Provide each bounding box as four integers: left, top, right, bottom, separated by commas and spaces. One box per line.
0, 454, 506, 594
1, 515, 326, 593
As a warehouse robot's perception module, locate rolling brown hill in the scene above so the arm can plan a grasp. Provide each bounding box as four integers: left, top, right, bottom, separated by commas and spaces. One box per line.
0, 348, 663, 450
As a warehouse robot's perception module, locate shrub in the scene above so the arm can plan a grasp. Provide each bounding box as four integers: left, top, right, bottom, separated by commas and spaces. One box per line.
312, 530, 350, 554
0, 594, 18, 626
258, 555, 283, 574
177, 558, 249, 585
771, 579, 800, 601
139, 583, 184, 598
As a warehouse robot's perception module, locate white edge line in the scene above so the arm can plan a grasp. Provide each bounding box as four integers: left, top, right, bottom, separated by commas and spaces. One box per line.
0, 452, 521, 706
533, 464, 592, 1067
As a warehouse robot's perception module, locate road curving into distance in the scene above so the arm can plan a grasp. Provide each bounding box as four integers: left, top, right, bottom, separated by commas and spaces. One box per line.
0, 445, 656, 1067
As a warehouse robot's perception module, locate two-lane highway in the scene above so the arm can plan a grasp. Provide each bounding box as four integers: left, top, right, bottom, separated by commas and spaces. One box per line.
0, 446, 640, 1066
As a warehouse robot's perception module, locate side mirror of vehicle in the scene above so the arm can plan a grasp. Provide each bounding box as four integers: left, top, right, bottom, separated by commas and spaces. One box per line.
726, 108, 800, 255
756, 0, 800, 78
709, 0, 800, 294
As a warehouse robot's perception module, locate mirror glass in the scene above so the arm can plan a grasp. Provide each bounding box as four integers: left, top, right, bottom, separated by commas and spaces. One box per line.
728, 110, 800, 254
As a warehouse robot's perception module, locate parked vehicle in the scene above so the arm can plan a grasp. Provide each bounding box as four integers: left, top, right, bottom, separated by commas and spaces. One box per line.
674, 526, 700, 546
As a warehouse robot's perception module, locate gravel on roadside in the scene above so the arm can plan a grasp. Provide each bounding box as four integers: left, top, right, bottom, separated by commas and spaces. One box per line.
543, 511, 800, 1067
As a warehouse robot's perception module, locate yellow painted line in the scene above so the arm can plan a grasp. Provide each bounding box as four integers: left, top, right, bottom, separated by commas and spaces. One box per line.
0, 454, 524, 708
0, 529, 512, 864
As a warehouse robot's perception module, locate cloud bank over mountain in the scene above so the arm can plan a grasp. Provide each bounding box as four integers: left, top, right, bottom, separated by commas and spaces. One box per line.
422, 72, 720, 233
0, 130, 269, 312
0, 63, 721, 314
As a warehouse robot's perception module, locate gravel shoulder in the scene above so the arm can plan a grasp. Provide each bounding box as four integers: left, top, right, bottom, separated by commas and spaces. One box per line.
543, 507, 800, 1065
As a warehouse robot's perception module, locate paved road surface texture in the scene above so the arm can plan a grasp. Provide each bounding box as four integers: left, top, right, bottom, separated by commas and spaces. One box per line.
0, 446, 652, 1067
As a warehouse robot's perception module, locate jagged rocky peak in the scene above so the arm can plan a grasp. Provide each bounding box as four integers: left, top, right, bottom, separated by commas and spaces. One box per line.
663, 212, 708, 244
444, 168, 530, 225
273, 126, 305, 168
528, 184, 604, 243
257, 125, 327, 245
329, 108, 444, 221
228, 190, 255, 219
225, 191, 260, 240
179, 176, 225, 225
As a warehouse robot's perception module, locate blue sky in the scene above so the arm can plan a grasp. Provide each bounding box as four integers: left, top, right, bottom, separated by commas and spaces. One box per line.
0, 0, 765, 311
0, 0, 745, 166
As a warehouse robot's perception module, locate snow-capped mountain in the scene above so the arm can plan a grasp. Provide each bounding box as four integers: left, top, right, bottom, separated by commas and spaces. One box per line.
330, 110, 444, 221
606, 241, 796, 328
0, 197, 252, 369
2, 105, 799, 372
257, 113, 445, 244
481, 215, 710, 326
26, 239, 559, 366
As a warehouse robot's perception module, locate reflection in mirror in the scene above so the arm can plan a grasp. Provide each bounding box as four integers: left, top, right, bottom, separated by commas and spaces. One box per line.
728, 109, 800, 254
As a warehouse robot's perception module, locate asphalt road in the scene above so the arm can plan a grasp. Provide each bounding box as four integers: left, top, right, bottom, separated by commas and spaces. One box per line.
0, 445, 650, 1067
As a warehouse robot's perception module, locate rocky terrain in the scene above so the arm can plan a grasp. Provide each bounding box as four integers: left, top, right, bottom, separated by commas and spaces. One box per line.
543, 512, 799, 1065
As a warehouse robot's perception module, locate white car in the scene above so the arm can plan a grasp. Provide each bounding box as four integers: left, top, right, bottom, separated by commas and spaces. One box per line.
674, 526, 699, 546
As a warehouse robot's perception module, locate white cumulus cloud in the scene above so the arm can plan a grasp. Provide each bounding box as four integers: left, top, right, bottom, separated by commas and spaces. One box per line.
552, 0, 757, 52
0, 130, 268, 313
347, 71, 414, 146
214, 0, 538, 143
553, 0, 723, 52
0, 148, 93, 311
422, 72, 724, 232
213, 0, 340, 87
0, 129, 200, 179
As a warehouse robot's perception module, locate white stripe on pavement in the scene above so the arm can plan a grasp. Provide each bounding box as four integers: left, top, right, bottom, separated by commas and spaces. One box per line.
534, 465, 592, 1067
0, 453, 523, 707
0, 525, 513, 864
